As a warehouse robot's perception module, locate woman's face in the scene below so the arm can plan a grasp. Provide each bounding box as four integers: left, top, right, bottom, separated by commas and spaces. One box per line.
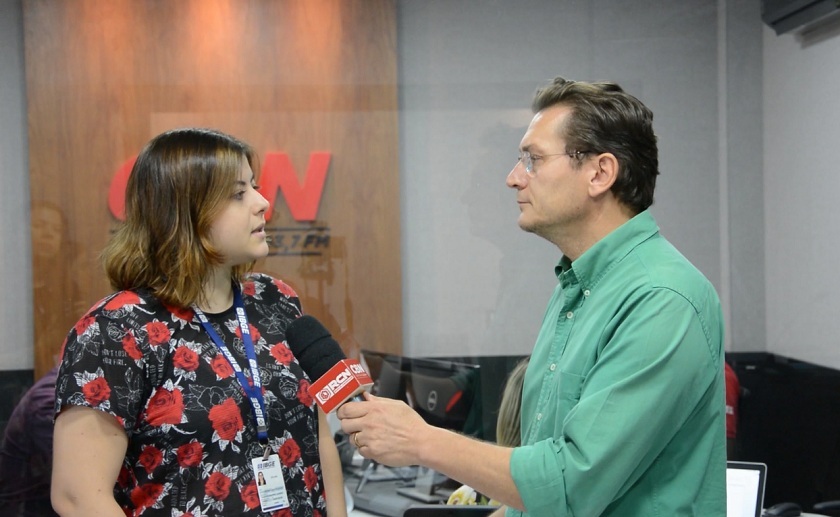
208, 161, 270, 268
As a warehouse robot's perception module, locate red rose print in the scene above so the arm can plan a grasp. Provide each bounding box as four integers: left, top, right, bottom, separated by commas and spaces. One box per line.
145, 321, 171, 346
129, 482, 164, 510
205, 471, 231, 501
278, 439, 301, 467
249, 324, 261, 343
272, 509, 293, 517
235, 323, 261, 344
139, 445, 163, 474
163, 303, 193, 322
146, 387, 184, 426
208, 398, 244, 441
82, 377, 111, 407
173, 346, 199, 371
314, 510, 323, 517
210, 355, 234, 379
240, 480, 260, 510
117, 466, 131, 488
104, 291, 141, 311
297, 379, 313, 406
303, 465, 318, 492
270, 344, 294, 366
122, 332, 142, 360
73, 314, 95, 336
176, 441, 204, 468
274, 280, 297, 298
242, 282, 256, 297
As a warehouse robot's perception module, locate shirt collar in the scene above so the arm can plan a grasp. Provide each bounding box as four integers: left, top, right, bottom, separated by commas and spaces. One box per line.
555, 210, 660, 291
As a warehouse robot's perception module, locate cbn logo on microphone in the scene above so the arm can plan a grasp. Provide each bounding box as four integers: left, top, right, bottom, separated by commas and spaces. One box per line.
315, 368, 355, 405
308, 359, 374, 413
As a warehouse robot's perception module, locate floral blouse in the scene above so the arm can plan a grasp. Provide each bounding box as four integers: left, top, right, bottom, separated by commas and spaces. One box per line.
55, 273, 328, 516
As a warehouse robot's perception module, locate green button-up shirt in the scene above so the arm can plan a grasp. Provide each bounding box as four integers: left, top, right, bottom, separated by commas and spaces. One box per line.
508, 211, 726, 517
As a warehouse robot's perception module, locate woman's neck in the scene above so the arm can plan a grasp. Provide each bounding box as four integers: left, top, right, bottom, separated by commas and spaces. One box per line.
197, 268, 235, 313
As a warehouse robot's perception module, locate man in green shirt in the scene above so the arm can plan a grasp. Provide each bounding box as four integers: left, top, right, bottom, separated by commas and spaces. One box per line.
338, 77, 727, 516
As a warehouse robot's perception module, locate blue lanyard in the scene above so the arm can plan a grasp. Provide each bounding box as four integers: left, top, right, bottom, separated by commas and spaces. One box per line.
193, 284, 269, 444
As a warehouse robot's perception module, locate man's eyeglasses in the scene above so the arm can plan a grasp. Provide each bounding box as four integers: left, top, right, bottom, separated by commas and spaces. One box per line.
515, 150, 592, 175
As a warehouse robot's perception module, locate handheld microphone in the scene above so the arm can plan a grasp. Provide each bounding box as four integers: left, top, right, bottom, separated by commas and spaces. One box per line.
286, 315, 373, 413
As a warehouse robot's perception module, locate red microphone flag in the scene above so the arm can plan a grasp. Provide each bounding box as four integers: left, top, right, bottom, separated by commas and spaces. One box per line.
308, 359, 374, 413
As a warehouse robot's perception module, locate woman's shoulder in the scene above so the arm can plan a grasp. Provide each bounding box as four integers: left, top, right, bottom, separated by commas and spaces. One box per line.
84, 289, 167, 319
77, 289, 192, 337
242, 273, 300, 301
241, 273, 302, 325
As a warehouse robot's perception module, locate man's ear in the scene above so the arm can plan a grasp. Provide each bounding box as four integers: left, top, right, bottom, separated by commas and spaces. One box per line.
589, 152, 619, 197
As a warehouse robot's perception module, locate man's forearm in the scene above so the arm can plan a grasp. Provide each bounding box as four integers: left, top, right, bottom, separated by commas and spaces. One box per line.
416, 425, 524, 511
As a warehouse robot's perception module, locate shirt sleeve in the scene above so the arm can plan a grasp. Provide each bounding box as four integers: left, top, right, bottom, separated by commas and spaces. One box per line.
510, 289, 721, 516
55, 297, 153, 433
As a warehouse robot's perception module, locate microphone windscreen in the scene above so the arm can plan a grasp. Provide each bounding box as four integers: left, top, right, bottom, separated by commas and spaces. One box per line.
286, 315, 347, 380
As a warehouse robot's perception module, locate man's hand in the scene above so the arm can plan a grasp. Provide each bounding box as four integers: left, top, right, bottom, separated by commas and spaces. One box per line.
336, 392, 431, 467
338, 392, 524, 511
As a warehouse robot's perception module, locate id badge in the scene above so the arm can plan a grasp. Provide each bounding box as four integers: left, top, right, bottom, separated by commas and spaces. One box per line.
251, 454, 289, 512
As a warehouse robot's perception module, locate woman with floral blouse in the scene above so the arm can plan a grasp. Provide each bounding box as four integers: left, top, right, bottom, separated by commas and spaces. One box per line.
51, 128, 346, 517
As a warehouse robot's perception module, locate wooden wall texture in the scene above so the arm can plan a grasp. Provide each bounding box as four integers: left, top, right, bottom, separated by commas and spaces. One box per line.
24, 0, 401, 377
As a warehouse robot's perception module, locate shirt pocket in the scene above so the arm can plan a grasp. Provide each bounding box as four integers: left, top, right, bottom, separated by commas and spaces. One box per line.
554, 370, 586, 429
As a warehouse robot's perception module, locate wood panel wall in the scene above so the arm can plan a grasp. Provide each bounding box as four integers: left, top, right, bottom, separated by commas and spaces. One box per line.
24, 0, 401, 378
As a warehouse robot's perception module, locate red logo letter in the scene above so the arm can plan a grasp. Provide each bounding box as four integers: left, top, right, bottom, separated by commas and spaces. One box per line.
261, 152, 331, 222
108, 157, 136, 221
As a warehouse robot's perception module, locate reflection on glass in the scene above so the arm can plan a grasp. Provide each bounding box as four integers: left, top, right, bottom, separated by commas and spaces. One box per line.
30, 200, 91, 372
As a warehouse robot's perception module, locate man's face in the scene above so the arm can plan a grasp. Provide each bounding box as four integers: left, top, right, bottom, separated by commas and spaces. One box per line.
506, 105, 592, 243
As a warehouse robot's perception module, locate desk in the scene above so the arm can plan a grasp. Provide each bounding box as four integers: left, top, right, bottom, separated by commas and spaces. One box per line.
343, 454, 451, 517
346, 476, 444, 516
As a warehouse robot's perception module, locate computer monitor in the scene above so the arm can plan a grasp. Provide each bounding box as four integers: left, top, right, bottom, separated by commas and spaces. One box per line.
726, 461, 767, 517
353, 351, 528, 511
361, 350, 408, 402
405, 356, 481, 436
359, 350, 481, 437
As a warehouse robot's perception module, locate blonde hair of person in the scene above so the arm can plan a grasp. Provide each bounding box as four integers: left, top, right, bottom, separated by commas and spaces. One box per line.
495, 357, 529, 448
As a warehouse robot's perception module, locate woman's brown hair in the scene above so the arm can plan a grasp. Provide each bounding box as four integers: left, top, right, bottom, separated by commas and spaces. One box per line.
102, 128, 259, 309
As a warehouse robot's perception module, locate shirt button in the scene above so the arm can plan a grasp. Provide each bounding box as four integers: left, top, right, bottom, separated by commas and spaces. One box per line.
549, 364, 556, 371
536, 413, 542, 421
583, 289, 591, 297
566, 311, 574, 319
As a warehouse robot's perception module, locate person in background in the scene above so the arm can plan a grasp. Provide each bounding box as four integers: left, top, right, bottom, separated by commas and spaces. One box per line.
51, 128, 346, 516
338, 77, 726, 516
30, 201, 91, 367
0, 367, 59, 517
447, 358, 529, 507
